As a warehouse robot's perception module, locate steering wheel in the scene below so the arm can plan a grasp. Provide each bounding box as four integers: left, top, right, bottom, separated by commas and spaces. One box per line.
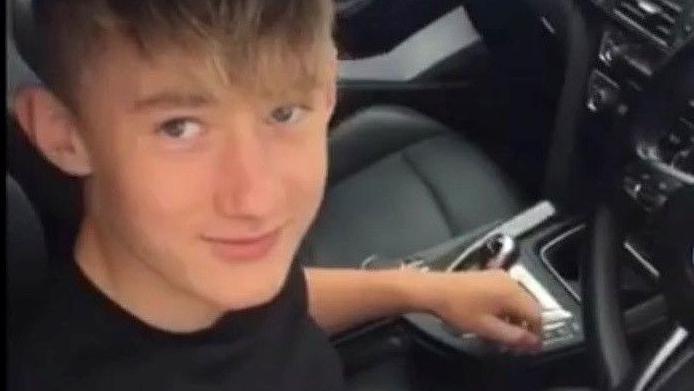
586, 193, 693, 391
583, 47, 694, 391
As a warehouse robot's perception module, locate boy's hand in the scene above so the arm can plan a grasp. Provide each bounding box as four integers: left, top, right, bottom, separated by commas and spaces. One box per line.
410, 269, 543, 352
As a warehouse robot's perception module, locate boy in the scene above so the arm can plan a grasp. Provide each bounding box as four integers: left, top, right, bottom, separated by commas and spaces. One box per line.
10, 0, 541, 389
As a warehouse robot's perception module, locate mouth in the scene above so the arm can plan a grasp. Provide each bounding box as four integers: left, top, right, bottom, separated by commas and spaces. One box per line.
201, 229, 282, 262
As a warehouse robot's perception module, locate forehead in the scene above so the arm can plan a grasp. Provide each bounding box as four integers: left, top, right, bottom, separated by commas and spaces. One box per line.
74, 32, 332, 109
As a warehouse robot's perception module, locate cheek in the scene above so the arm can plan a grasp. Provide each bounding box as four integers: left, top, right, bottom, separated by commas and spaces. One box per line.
101, 151, 212, 235
136, 164, 210, 224
278, 130, 328, 225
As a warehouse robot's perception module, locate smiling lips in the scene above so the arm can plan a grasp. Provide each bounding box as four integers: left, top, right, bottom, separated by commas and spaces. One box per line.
202, 229, 281, 262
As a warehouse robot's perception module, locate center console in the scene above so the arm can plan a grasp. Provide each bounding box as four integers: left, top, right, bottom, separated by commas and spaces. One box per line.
349, 197, 665, 366
360, 202, 587, 360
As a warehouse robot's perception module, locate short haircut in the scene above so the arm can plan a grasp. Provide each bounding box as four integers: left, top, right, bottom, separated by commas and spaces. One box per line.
34, 0, 335, 108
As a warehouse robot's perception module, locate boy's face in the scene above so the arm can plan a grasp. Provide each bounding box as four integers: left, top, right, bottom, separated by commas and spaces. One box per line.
21, 34, 337, 311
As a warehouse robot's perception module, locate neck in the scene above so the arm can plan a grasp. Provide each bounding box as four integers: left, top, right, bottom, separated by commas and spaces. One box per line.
74, 216, 224, 333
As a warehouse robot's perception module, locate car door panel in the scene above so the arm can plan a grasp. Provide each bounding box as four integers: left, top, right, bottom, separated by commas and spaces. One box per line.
333, 5, 488, 129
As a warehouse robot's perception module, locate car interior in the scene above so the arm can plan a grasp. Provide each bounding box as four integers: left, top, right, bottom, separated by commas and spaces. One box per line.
6, 0, 694, 390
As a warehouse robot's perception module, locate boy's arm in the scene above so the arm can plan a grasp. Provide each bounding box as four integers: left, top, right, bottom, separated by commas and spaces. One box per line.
304, 267, 543, 351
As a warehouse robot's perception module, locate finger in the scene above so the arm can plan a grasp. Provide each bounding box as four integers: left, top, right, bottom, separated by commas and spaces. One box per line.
474, 315, 541, 350
505, 288, 543, 337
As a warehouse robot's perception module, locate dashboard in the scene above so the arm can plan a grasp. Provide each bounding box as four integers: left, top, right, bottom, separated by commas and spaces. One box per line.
582, 0, 693, 209
591, 0, 693, 51
585, 0, 693, 110
579, 0, 693, 294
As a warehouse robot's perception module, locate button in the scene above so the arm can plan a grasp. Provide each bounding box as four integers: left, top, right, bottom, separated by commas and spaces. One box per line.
623, 176, 642, 198
678, 117, 694, 130
555, 325, 573, 338
667, 132, 685, 147
543, 325, 573, 342
402, 258, 425, 270
542, 309, 573, 323
672, 147, 694, 174
544, 329, 562, 341
587, 87, 619, 112
543, 322, 567, 332
656, 179, 682, 193
636, 187, 667, 210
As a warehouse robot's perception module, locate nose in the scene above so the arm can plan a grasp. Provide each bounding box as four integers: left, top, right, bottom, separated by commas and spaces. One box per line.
213, 127, 282, 222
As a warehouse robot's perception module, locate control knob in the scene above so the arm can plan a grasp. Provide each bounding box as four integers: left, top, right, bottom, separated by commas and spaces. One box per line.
587, 86, 619, 113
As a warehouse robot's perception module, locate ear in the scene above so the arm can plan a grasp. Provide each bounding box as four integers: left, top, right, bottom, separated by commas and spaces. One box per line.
12, 87, 93, 177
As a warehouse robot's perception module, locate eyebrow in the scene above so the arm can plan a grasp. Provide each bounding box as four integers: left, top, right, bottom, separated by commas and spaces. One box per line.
130, 91, 217, 112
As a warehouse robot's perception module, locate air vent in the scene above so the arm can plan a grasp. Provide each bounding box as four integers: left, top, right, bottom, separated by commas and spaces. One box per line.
614, 0, 683, 47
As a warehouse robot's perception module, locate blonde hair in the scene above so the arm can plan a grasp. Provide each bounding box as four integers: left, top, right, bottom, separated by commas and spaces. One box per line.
35, 0, 335, 107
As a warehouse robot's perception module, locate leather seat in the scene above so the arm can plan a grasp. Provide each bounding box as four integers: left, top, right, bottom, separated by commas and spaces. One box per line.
6, 174, 48, 333
302, 105, 524, 267
7, 174, 49, 390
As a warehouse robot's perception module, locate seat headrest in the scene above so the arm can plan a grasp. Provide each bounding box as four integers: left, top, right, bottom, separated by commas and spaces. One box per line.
11, 0, 42, 79
6, 116, 83, 232
6, 174, 48, 332
7, 0, 83, 251
7, 0, 41, 109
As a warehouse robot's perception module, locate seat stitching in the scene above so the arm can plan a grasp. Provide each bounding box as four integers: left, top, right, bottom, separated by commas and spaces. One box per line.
400, 150, 455, 237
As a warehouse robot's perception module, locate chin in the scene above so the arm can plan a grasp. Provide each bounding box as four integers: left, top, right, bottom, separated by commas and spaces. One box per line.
203, 257, 293, 312
214, 281, 286, 312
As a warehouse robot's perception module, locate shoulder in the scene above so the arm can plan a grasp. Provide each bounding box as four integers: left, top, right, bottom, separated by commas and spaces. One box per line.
9, 261, 112, 385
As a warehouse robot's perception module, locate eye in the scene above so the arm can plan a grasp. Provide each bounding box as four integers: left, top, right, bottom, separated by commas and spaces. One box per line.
158, 118, 204, 140
268, 105, 308, 125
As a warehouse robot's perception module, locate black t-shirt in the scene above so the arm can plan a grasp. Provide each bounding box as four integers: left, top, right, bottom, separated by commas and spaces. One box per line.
11, 257, 346, 391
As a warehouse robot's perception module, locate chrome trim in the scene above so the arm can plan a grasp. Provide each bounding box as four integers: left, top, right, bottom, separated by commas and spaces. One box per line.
649, 160, 694, 184
633, 326, 690, 391
485, 234, 517, 269
658, 0, 683, 13
586, 69, 622, 112
636, 149, 694, 185
636, 0, 662, 16
591, 69, 621, 90
509, 263, 563, 312
623, 240, 661, 279
539, 224, 587, 302
614, 9, 669, 48
447, 201, 556, 272
540, 17, 556, 35
360, 254, 379, 269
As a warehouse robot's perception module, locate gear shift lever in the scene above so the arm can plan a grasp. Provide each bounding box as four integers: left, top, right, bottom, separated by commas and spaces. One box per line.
447, 201, 555, 272
482, 234, 518, 270
445, 233, 519, 272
